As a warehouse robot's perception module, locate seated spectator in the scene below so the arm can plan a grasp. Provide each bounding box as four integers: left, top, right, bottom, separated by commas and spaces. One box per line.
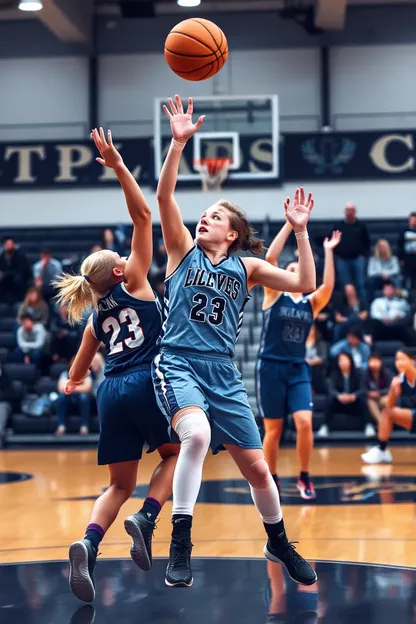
15, 313, 47, 365
369, 281, 416, 345
317, 352, 370, 437
51, 305, 81, 362
17, 287, 49, 326
364, 353, 393, 436
305, 324, 328, 393
33, 248, 62, 303
333, 284, 368, 342
90, 352, 105, 396
367, 239, 401, 298
398, 211, 416, 289
55, 359, 92, 436
330, 327, 371, 370
0, 237, 32, 304
101, 227, 124, 255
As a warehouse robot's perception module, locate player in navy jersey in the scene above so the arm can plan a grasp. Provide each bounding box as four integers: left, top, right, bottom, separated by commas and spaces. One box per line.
54, 128, 178, 602
154, 94, 317, 589
257, 221, 341, 500
362, 347, 416, 464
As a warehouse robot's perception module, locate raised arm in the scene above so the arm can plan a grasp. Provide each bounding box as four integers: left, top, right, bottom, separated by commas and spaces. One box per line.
309, 230, 342, 316
92, 128, 152, 289
157, 95, 205, 272
244, 189, 316, 293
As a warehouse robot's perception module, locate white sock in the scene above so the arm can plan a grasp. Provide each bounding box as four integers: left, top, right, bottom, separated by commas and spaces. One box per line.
249, 470, 283, 524
171, 409, 211, 516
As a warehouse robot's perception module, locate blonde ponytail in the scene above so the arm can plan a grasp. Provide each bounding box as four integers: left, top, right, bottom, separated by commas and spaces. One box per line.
54, 249, 119, 324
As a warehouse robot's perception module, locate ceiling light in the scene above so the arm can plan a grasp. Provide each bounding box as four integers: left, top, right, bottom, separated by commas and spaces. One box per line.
19, 0, 43, 11
177, 0, 201, 7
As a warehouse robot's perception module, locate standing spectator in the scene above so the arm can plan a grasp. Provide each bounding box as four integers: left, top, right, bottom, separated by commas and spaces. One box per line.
0, 237, 32, 304
364, 353, 393, 436
397, 211, 416, 289
33, 249, 62, 303
55, 359, 92, 436
369, 281, 416, 345
317, 352, 369, 437
330, 327, 371, 370
17, 287, 49, 326
332, 203, 370, 307
367, 239, 401, 297
51, 305, 81, 362
15, 313, 47, 365
305, 324, 328, 393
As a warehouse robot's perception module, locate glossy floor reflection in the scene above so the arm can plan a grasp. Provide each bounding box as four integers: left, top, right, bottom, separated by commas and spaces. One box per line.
0, 558, 415, 624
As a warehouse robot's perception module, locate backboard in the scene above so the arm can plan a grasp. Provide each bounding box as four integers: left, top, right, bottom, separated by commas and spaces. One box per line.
153, 95, 279, 185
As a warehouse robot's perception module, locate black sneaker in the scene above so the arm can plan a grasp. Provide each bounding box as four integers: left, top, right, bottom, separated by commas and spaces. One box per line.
124, 511, 155, 571
165, 536, 193, 587
264, 539, 317, 586
69, 539, 97, 602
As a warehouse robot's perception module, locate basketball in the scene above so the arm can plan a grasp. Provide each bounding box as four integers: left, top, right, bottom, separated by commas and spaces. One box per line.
164, 18, 228, 81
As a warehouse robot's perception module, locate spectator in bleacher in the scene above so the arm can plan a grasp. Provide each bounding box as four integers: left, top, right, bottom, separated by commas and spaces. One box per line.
55, 358, 92, 436
33, 248, 62, 303
90, 351, 105, 395
397, 211, 416, 289
333, 284, 369, 342
367, 239, 401, 298
17, 287, 49, 326
149, 238, 168, 298
51, 305, 81, 362
369, 281, 416, 345
0, 237, 32, 305
330, 326, 371, 370
15, 312, 47, 365
365, 353, 393, 435
332, 203, 370, 307
305, 324, 328, 393
101, 228, 124, 255
317, 352, 370, 438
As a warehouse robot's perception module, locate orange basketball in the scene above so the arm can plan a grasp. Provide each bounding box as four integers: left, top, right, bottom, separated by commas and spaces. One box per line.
164, 18, 228, 82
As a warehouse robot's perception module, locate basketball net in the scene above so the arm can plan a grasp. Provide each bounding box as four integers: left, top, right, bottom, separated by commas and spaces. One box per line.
194, 158, 230, 192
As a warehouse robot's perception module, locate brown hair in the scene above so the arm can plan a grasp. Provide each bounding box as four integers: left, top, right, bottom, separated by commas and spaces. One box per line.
218, 200, 265, 256
53, 250, 119, 324
23, 287, 44, 307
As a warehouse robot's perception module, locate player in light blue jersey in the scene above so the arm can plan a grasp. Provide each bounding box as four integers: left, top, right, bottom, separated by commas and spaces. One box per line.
154, 94, 317, 589
258, 222, 341, 500
54, 129, 178, 602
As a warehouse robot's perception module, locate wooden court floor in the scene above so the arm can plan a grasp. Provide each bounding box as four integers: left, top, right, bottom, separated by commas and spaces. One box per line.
0, 446, 415, 567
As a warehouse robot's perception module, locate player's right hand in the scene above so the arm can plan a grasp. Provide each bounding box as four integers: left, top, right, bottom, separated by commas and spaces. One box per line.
163, 95, 205, 143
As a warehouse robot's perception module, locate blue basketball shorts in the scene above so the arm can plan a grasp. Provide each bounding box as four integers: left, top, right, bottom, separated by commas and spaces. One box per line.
256, 359, 313, 420
152, 348, 262, 455
96, 364, 170, 465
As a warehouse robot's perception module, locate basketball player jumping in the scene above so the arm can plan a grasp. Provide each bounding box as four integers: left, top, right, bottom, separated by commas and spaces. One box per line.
257, 222, 341, 499
55, 128, 178, 602
361, 347, 416, 464
153, 94, 317, 589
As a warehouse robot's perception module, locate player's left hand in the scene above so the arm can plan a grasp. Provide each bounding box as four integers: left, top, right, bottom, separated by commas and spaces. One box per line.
284, 188, 314, 232
92, 127, 124, 169
323, 230, 342, 250
64, 379, 81, 395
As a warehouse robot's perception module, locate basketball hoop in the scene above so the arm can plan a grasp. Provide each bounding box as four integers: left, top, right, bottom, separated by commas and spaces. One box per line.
194, 157, 230, 192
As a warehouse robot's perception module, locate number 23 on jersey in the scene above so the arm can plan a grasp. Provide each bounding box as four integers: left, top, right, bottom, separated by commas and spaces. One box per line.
102, 307, 144, 355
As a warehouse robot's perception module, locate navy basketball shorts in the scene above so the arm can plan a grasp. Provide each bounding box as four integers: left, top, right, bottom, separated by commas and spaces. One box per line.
152, 348, 262, 455
256, 359, 313, 420
96, 364, 170, 465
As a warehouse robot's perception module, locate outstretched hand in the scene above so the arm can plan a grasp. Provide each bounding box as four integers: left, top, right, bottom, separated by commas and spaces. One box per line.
163, 95, 205, 143
324, 230, 342, 250
92, 127, 124, 169
284, 188, 314, 232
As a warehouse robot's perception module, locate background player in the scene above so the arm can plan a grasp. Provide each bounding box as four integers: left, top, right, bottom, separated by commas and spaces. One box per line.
257, 221, 341, 499
361, 347, 416, 464
154, 94, 317, 590
54, 128, 178, 602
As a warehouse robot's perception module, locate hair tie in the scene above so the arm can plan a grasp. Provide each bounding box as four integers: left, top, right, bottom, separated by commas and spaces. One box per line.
83, 274, 90, 282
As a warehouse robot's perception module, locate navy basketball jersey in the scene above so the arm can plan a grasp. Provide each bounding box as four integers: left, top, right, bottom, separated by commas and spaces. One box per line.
160, 246, 250, 357
91, 282, 162, 375
259, 293, 314, 363
399, 373, 416, 409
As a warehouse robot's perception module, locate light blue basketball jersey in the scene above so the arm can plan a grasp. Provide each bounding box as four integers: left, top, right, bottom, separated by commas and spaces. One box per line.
160, 246, 250, 357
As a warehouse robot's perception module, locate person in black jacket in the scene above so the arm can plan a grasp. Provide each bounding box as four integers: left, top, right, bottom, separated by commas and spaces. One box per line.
397, 211, 416, 289
317, 351, 370, 437
332, 203, 370, 307
0, 237, 32, 304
